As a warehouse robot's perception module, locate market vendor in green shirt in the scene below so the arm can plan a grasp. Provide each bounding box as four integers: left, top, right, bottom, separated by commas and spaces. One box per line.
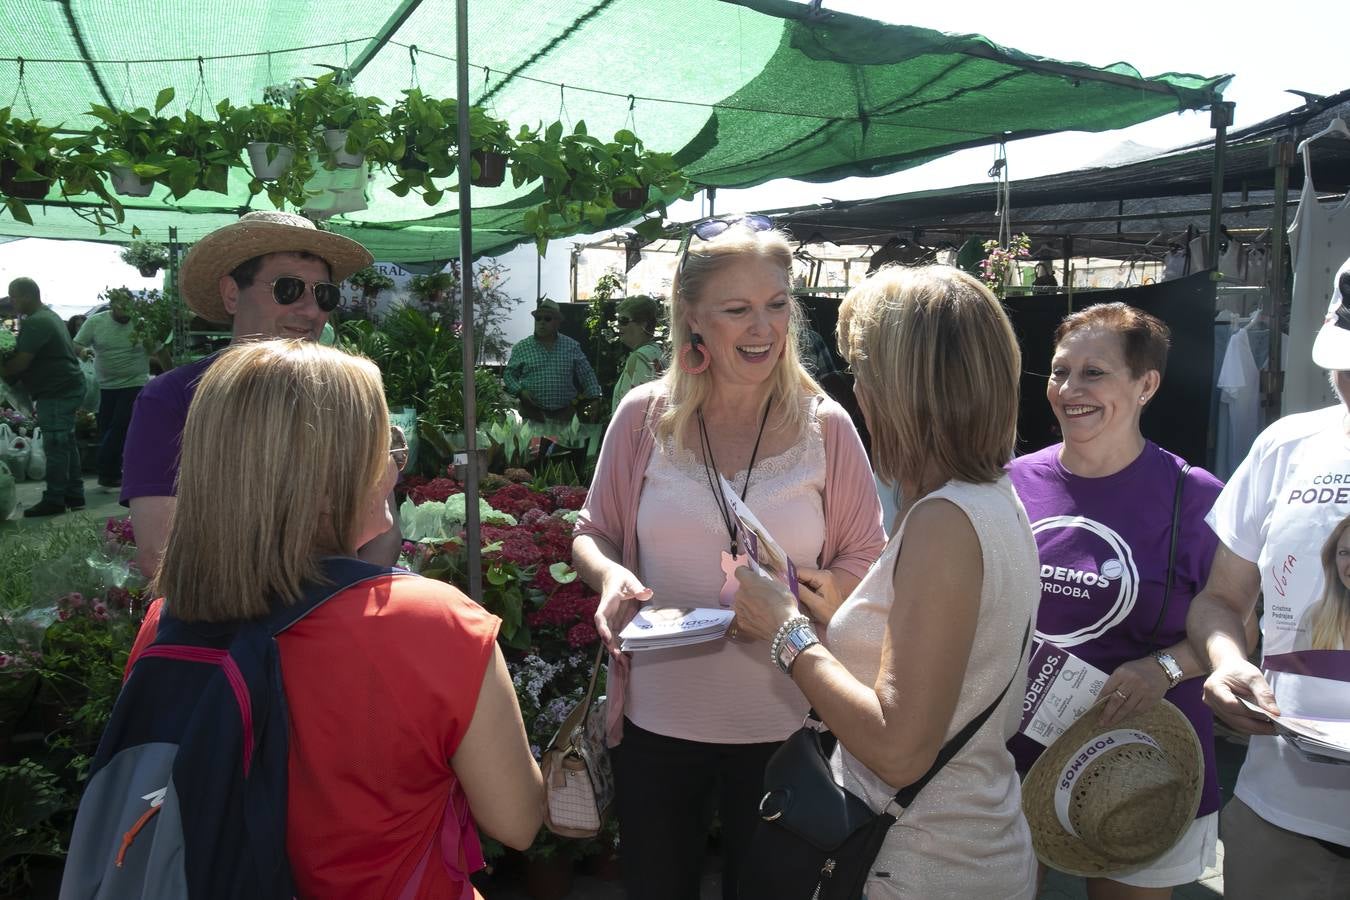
74, 292, 154, 490
1, 277, 86, 516
503, 298, 602, 423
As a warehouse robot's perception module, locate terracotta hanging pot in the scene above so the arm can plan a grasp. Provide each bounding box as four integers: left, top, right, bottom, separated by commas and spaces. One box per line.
612, 186, 647, 209
0, 160, 53, 200
470, 149, 507, 187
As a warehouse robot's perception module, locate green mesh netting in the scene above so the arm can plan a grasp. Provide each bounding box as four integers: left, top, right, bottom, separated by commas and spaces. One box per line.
0, 0, 1229, 260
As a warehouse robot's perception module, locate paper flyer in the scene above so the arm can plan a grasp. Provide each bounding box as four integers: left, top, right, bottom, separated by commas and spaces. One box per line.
1240, 698, 1350, 765
716, 473, 799, 600
1017, 639, 1110, 747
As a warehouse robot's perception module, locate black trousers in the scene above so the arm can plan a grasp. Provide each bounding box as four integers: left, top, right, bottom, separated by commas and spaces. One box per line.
611, 718, 780, 900
96, 385, 140, 482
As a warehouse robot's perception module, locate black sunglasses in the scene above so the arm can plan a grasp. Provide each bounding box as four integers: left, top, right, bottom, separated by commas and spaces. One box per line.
676, 214, 775, 275
615, 316, 633, 326
389, 424, 408, 473
268, 276, 342, 312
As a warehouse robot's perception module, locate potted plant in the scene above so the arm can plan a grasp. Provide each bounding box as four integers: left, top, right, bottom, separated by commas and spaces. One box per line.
120, 240, 169, 277
221, 99, 315, 209
468, 106, 514, 188
409, 271, 456, 306
291, 72, 390, 171
0, 109, 59, 211
606, 128, 688, 210
347, 265, 395, 301
385, 89, 461, 203
87, 88, 184, 198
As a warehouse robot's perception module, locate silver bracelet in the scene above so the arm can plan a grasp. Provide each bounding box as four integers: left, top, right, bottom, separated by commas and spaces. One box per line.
771, 615, 817, 675
769, 615, 810, 668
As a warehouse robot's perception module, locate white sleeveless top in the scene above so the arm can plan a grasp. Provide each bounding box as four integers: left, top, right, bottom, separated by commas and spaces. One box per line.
826, 477, 1039, 899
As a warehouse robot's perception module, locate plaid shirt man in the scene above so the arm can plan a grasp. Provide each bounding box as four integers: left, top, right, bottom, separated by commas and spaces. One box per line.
503, 332, 602, 413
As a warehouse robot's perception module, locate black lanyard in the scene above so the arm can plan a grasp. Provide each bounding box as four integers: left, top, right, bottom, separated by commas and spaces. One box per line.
697, 400, 772, 555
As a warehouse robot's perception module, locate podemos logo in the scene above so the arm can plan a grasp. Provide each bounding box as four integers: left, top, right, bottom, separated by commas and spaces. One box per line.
1031, 516, 1139, 647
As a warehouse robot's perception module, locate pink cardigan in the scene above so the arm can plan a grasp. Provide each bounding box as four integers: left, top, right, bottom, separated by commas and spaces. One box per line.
574, 381, 887, 746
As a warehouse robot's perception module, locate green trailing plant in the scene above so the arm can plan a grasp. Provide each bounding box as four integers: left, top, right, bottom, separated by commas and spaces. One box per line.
409, 271, 456, 305
89, 88, 203, 199
291, 72, 391, 170
347, 265, 395, 298
119, 239, 169, 275
101, 286, 178, 349
0, 109, 124, 231
385, 89, 461, 204
223, 99, 316, 209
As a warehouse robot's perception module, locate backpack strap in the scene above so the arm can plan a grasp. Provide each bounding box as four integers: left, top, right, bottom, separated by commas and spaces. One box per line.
1146, 462, 1191, 642
263, 556, 412, 636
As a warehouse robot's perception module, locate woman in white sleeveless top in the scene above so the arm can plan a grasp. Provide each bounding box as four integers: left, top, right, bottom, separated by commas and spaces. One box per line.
734, 265, 1041, 898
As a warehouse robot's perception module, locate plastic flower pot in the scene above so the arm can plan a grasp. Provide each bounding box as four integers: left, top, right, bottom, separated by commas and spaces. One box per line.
110, 164, 154, 197
0, 160, 52, 200
246, 142, 296, 180
138, 264, 161, 278
612, 186, 647, 210
323, 129, 365, 169
470, 149, 507, 187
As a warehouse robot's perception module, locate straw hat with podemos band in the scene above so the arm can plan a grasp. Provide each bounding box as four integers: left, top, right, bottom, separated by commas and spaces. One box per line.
1311, 256, 1350, 370
179, 211, 372, 325
1022, 699, 1203, 878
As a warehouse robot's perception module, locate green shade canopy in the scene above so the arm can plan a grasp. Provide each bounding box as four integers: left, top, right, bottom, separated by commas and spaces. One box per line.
0, 0, 1229, 260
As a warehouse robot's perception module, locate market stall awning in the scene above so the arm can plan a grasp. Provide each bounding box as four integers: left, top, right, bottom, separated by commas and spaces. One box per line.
0, 0, 1229, 260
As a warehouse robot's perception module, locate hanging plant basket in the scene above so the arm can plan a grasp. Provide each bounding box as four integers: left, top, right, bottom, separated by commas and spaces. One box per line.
246, 142, 297, 181
470, 149, 507, 188
0, 160, 53, 200
323, 129, 365, 169
612, 186, 647, 210
137, 264, 161, 278
109, 165, 154, 198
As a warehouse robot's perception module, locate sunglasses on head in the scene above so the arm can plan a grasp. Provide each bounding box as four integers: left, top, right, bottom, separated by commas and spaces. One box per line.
389, 424, 408, 473
268, 276, 342, 312
676, 214, 775, 275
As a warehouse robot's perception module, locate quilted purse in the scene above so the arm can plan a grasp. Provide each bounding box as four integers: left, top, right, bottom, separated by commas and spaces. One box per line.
540, 646, 614, 838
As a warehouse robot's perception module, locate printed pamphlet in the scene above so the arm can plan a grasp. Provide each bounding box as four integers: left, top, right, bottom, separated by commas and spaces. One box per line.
1017, 639, 1109, 747
1240, 698, 1350, 765
618, 606, 735, 652
716, 473, 799, 599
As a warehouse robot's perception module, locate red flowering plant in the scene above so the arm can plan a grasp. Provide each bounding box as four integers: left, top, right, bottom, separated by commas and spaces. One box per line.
397, 474, 606, 860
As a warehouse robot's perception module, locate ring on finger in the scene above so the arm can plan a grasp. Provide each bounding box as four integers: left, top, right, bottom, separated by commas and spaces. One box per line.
1113, 688, 1129, 701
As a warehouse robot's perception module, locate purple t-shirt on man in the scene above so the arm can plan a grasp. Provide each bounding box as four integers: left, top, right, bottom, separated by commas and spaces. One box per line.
120, 352, 220, 504
1008, 441, 1225, 817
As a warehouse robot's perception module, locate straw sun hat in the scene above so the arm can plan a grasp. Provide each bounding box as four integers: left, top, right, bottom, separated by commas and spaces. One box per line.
1022, 699, 1203, 878
178, 211, 372, 325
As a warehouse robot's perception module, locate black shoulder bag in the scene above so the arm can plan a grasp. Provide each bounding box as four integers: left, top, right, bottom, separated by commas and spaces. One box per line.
1145, 463, 1191, 641
739, 622, 1030, 900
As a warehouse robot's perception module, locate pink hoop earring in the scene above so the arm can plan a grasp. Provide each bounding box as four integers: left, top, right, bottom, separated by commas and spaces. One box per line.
679, 334, 711, 375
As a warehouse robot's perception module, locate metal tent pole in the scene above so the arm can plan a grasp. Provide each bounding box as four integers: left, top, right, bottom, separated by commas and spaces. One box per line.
1266, 138, 1293, 421
1207, 100, 1234, 268
455, 0, 481, 602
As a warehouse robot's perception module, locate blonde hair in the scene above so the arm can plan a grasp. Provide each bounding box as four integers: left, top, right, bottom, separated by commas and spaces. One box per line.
1307, 517, 1350, 650
658, 224, 822, 446
838, 265, 1020, 487
155, 340, 390, 622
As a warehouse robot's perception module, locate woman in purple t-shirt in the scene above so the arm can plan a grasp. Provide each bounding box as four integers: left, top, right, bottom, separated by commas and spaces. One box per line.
1008, 303, 1224, 898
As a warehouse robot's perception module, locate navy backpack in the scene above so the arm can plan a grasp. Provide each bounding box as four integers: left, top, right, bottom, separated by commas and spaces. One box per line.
60, 557, 409, 899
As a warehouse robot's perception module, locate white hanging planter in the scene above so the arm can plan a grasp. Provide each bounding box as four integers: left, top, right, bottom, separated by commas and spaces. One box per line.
246, 142, 296, 181
109, 165, 153, 197
322, 130, 365, 169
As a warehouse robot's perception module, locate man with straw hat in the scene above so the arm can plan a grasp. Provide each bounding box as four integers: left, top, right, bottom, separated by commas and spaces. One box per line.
119, 211, 399, 574
1187, 255, 1350, 897
1022, 699, 1205, 883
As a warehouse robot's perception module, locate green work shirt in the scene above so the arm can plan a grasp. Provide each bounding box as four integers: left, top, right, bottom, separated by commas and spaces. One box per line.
14, 305, 83, 399
74, 310, 151, 389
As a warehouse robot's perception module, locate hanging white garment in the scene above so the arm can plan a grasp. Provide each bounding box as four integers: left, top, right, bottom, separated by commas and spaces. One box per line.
1217, 327, 1262, 479
1281, 147, 1350, 415
1163, 248, 1189, 281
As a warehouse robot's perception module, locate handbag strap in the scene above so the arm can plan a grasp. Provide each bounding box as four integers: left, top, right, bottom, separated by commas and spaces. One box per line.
891, 619, 1032, 810
1146, 462, 1191, 641
578, 644, 606, 728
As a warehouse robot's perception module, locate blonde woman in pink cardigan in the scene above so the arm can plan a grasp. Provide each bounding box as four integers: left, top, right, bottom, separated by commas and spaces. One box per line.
573, 218, 885, 900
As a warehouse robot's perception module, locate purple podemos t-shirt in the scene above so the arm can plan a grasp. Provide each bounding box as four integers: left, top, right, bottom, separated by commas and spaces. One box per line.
119, 352, 220, 505
1008, 441, 1225, 817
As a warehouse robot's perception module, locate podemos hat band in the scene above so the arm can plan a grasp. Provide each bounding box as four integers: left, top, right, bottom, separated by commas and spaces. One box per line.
1054, 729, 1161, 838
